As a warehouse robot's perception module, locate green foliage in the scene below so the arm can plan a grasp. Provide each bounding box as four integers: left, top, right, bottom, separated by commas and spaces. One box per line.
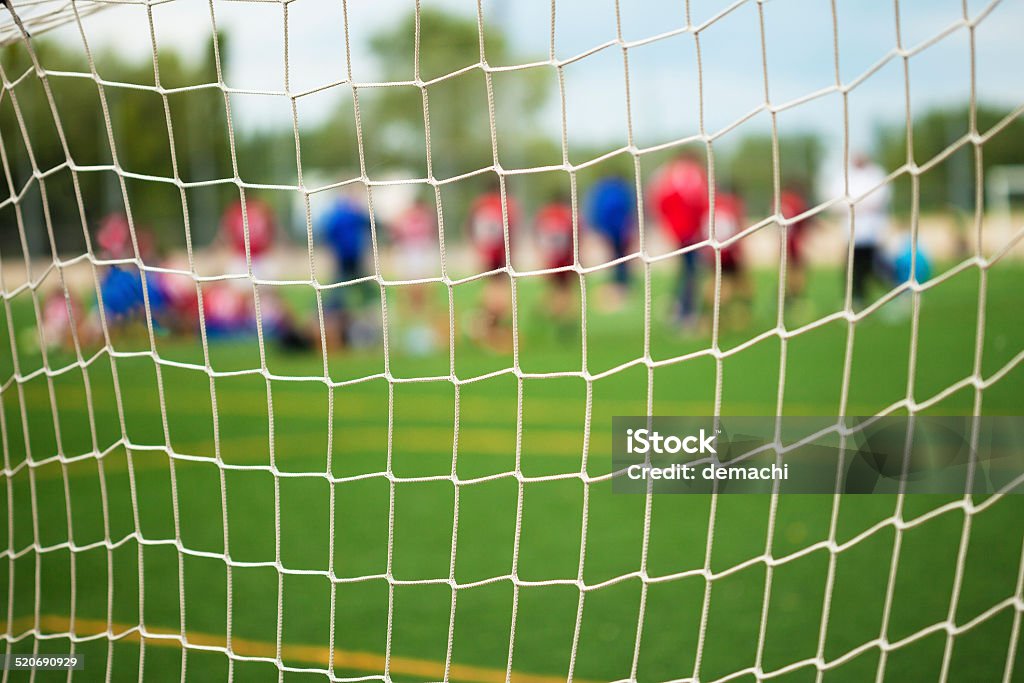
0, 38, 237, 256
359, 8, 504, 178
724, 133, 824, 217
297, 99, 359, 176
879, 105, 1024, 215
357, 7, 554, 229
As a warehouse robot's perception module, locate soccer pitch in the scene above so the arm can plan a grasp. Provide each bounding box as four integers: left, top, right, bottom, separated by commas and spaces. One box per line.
3, 264, 1023, 682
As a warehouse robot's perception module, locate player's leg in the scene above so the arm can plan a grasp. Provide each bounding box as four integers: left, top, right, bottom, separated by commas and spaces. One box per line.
850, 245, 871, 309
473, 273, 513, 351
468, 248, 512, 349
612, 232, 630, 289
730, 258, 754, 330
323, 294, 350, 350
785, 262, 814, 325
393, 243, 442, 354
677, 248, 700, 325
546, 271, 577, 340
612, 231, 632, 309
596, 233, 630, 312
715, 250, 750, 331
871, 245, 896, 288
785, 232, 806, 300
323, 263, 354, 350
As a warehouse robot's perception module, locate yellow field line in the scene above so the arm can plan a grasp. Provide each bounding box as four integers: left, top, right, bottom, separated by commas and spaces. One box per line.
19, 424, 602, 481
12, 408, 871, 484
4, 614, 589, 683
9, 382, 840, 423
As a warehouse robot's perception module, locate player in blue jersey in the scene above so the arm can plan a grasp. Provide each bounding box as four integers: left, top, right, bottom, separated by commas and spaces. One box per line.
322, 194, 372, 284
584, 175, 636, 310
94, 213, 167, 327
319, 191, 376, 349
100, 264, 163, 321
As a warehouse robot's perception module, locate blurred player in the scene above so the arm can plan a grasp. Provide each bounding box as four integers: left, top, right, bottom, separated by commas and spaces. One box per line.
96, 211, 132, 260
323, 192, 372, 282
202, 283, 253, 338
583, 174, 635, 311
779, 182, 815, 312
221, 197, 277, 280
111, 223, 201, 336
149, 253, 200, 335
649, 151, 709, 327
831, 152, 894, 309
535, 192, 577, 332
217, 198, 312, 351
91, 212, 168, 340
706, 188, 751, 330
391, 196, 437, 308
467, 182, 518, 350
390, 196, 441, 355
320, 191, 374, 349
94, 212, 139, 327
468, 182, 516, 272
200, 281, 312, 351
29, 288, 83, 353
198, 282, 307, 350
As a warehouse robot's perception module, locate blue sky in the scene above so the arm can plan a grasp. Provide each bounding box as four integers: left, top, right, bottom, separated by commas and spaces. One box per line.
39, 0, 1024, 162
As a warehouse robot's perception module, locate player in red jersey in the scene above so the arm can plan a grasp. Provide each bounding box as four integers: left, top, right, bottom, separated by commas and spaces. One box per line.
34, 288, 83, 353
779, 182, 815, 304
391, 196, 438, 283
215, 198, 277, 333
96, 211, 133, 259
216, 197, 312, 350
468, 186, 518, 272
221, 197, 277, 280
88, 212, 170, 344
151, 252, 200, 335
649, 151, 709, 326
392, 198, 437, 257
535, 193, 576, 327
466, 183, 519, 350
706, 189, 752, 330
390, 196, 442, 354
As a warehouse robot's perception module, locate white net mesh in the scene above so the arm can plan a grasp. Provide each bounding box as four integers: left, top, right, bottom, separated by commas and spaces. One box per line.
1, 0, 1024, 681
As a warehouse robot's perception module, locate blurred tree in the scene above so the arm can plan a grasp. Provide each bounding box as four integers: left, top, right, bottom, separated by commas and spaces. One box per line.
366, 8, 497, 178
297, 99, 360, 177
0, 36, 235, 257
354, 7, 553, 231
724, 133, 824, 219
879, 105, 1024, 216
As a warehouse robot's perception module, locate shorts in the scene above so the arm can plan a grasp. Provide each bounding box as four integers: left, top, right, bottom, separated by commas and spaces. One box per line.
787, 229, 806, 267
394, 242, 436, 280
546, 251, 574, 275
337, 255, 365, 283
480, 248, 507, 273
229, 255, 277, 286
720, 249, 741, 274
548, 269, 574, 288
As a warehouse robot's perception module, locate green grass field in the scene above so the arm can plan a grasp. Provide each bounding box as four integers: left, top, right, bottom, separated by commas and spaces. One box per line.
2, 261, 1023, 682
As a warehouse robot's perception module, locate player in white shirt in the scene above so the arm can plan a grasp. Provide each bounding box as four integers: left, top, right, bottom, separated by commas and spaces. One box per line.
833, 153, 894, 308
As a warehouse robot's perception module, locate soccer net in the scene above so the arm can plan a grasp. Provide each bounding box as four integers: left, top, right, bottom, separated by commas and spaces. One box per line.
1, 0, 1023, 681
